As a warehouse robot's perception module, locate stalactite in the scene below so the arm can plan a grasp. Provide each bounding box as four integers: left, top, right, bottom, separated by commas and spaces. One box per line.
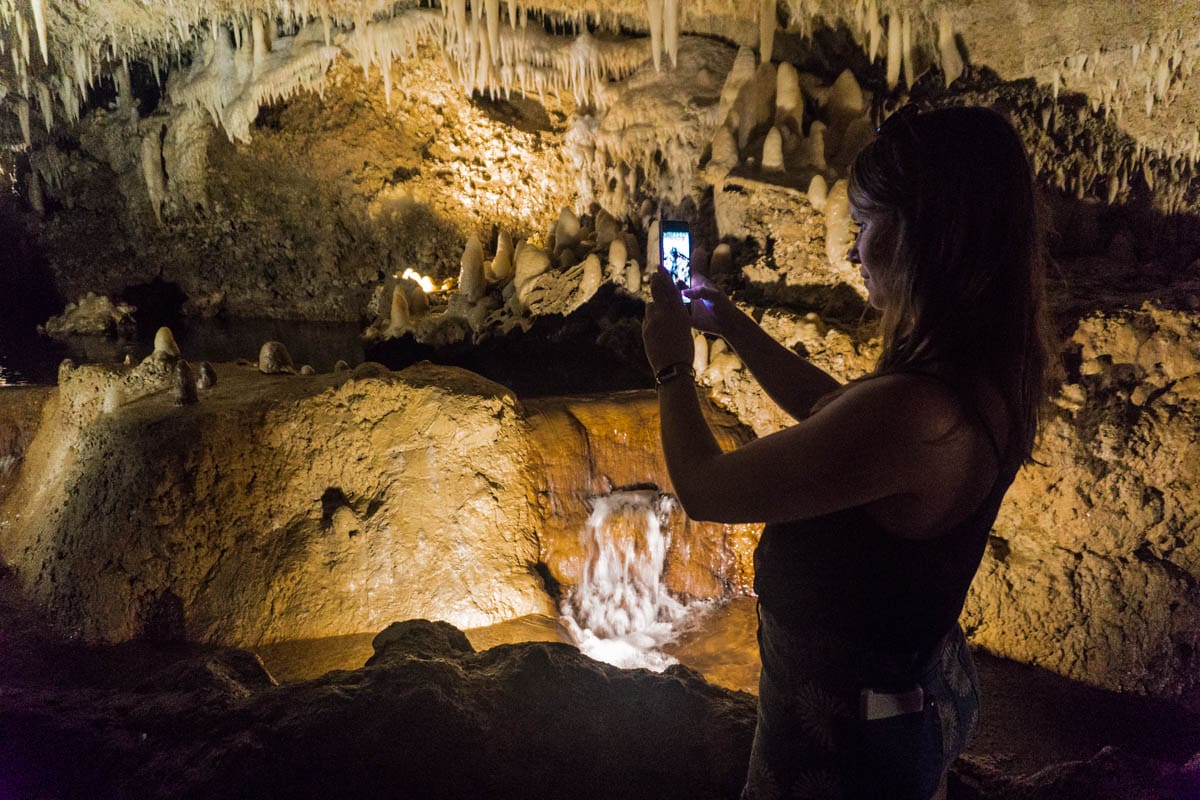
252, 13, 270, 75
16, 95, 30, 147
866, 0, 881, 63
885, 10, 901, 90
486, 0, 501, 63
759, 0, 775, 64
31, 0, 47, 64
664, 0, 679, 69
140, 126, 167, 225
646, 0, 663, 72
36, 81, 52, 132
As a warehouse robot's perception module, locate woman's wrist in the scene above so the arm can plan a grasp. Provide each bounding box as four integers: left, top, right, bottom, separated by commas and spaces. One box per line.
654, 361, 695, 386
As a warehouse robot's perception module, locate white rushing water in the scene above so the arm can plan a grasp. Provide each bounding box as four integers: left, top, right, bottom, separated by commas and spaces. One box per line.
560, 490, 694, 671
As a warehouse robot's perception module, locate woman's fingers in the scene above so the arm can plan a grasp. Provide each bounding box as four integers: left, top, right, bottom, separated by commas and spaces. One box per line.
649, 266, 681, 306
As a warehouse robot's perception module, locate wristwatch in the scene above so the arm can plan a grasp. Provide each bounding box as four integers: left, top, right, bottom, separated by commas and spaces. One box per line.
654, 361, 696, 386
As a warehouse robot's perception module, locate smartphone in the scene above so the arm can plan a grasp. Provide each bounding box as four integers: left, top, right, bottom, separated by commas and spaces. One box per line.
660, 220, 692, 303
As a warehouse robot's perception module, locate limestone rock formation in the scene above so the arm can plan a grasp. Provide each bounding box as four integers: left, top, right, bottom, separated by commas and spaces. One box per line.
963, 303, 1200, 704
39, 293, 135, 338
0, 364, 555, 645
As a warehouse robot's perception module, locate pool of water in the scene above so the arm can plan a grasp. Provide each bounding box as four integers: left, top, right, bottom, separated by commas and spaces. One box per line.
0, 318, 366, 386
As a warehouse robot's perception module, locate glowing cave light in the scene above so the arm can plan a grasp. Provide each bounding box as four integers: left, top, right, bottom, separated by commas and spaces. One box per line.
560, 491, 695, 672
400, 268, 438, 293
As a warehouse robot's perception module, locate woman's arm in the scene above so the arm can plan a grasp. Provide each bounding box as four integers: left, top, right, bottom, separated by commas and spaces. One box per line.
645, 269, 977, 527
687, 283, 841, 420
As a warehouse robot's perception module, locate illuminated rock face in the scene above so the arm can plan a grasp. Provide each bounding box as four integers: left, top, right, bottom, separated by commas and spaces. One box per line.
964, 304, 1200, 703
526, 392, 760, 601
0, 363, 555, 645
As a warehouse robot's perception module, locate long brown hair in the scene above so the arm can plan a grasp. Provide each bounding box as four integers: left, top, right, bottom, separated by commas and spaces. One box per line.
847, 105, 1051, 466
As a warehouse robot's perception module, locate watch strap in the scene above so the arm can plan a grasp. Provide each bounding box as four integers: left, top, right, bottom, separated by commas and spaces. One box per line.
654, 361, 696, 386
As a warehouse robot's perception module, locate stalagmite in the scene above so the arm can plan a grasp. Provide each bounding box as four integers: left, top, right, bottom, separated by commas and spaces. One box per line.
595, 209, 621, 248
710, 126, 739, 171
408, 283, 430, 316
693, 332, 709, 373
259, 342, 295, 374
386, 284, 411, 336
492, 230, 514, 281
776, 62, 802, 131
710, 243, 733, 275
460, 234, 486, 302
886, 12, 902, 89
798, 120, 826, 169
514, 244, 551, 301
174, 361, 199, 405
626, 259, 642, 293
580, 253, 603, 301
759, 0, 776, 64
738, 62, 777, 153
197, 362, 218, 390
718, 47, 757, 125
834, 115, 875, 173
807, 174, 828, 211
608, 238, 628, 277
824, 179, 853, 268
554, 207, 581, 255
938, 9, 964, 85
154, 327, 181, 358
647, 219, 661, 269
762, 126, 784, 171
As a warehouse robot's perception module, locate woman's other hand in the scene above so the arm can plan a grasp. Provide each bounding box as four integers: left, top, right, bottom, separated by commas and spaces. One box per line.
683, 275, 738, 338
643, 266, 694, 373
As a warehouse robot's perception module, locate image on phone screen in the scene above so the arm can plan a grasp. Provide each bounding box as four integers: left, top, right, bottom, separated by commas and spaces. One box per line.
660, 226, 692, 303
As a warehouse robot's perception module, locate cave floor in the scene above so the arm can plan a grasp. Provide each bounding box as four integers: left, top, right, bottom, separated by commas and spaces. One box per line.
4, 569, 1198, 788
253, 596, 1200, 780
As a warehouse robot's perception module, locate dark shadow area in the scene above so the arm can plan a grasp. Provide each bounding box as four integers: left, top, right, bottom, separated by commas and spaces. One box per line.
972, 648, 1200, 773
0, 197, 67, 385
471, 92, 556, 134
367, 283, 654, 396
119, 278, 188, 338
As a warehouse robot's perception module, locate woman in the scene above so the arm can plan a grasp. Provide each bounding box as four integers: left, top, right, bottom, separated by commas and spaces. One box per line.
642, 106, 1049, 800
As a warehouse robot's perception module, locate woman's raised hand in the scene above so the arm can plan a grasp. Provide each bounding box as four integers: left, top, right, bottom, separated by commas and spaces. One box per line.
683, 275, 738, 338
643, 266, 695, 374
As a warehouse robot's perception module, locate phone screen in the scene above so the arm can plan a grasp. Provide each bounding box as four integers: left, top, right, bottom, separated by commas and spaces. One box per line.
661, 226, 692, 303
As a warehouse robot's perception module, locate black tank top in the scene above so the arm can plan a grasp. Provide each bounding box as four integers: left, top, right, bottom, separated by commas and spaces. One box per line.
753, 386, 1018, 686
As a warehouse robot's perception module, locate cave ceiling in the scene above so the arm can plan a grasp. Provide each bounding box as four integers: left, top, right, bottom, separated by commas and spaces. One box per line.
2, 1, 1198, 154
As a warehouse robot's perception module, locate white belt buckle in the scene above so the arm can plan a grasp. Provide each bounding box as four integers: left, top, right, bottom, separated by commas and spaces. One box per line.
860, 686, 925, 720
